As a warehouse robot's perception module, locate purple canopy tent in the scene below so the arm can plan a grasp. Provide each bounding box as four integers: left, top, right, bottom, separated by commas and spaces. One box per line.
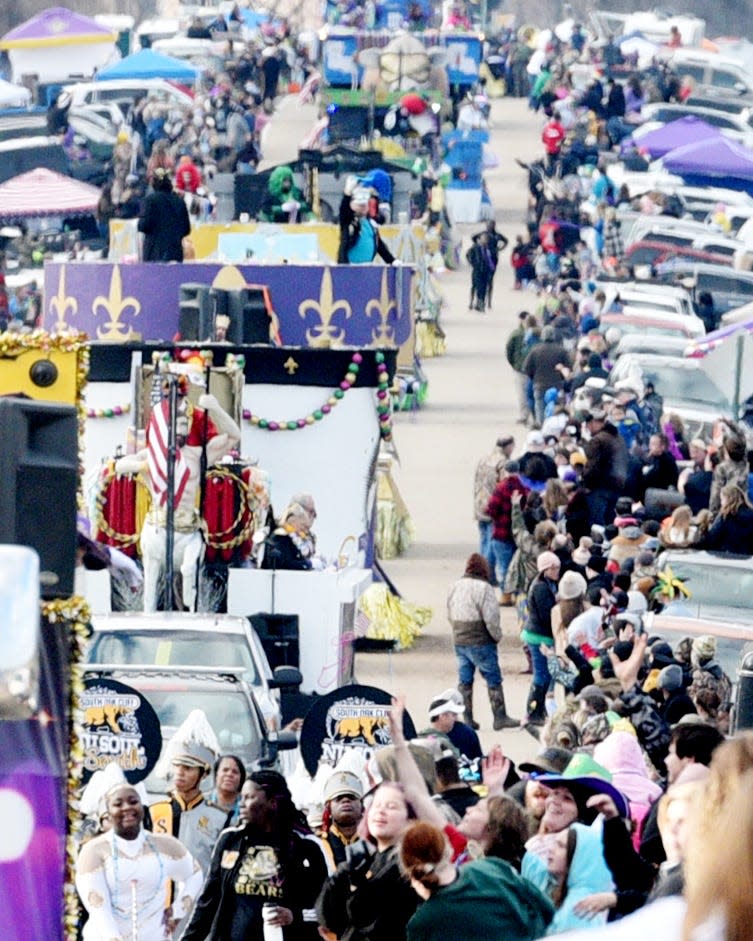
0, 7, 115, 47
626, 115, 722, 158
660, 136, 753, 194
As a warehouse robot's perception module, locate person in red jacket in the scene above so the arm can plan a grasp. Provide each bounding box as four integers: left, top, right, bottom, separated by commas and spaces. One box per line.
486, 460, 529, 601
541, 114, 565, 170
174, 153, 203, 194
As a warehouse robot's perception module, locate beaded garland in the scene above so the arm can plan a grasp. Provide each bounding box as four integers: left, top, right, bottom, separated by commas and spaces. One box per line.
242, 351, 393, 441
86, 403, 131, 419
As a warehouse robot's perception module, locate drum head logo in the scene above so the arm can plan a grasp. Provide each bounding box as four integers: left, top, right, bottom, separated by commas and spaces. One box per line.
299, 684, 416, 776
80, 678, 162, 784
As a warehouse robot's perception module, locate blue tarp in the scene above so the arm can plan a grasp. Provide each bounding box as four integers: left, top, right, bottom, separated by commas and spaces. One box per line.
95, 48, 199, 82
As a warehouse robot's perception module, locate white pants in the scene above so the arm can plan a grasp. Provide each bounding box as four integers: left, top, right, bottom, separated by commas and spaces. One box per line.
140, 521, 204, 612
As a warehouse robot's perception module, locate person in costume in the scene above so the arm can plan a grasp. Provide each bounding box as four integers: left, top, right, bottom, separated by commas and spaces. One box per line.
115, 378, 241, 612
76, 783, 204, 941
259, 166, 312, 223
260, 501, 317, 571
337, 180, 396, 265
149, 710, 232, 876
180, 770, 329, 941
317, 770, 365, 867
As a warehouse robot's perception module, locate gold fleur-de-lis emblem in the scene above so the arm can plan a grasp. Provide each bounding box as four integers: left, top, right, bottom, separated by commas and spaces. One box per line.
93, 266, 141, 341
48, 265, 78, 333
299, 268, 352, 347
283, 356, 299, 375
365, 268, 397, 344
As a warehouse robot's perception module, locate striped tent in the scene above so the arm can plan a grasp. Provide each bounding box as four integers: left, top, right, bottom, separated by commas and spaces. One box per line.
0, 168, 100, 219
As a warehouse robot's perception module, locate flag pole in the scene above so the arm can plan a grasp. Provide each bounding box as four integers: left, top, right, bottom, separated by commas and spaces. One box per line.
165, 375, 178, 610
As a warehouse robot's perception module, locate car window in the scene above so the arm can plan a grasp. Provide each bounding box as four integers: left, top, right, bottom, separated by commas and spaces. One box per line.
653, 625, 746, 678
640, 365, 731, 409
88, 631, 262, 685
667, 561, 753, 613
628, 245, 661, 264
711, 68, 742, 89
676, 65, 705, 83
698, 273, 753, 295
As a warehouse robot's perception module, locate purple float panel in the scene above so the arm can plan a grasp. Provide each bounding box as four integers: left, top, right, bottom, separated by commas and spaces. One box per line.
43, 262, 413, 348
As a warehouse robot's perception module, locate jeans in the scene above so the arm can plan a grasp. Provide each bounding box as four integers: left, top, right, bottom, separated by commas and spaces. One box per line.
587, 488, 618, 527
491, 538, 515, 587
533, 385, 547, 427
455, 643, 503, 687
478, 521, 495, 584
527, 641, 552, 689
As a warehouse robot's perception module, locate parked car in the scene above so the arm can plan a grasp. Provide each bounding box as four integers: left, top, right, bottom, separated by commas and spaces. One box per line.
599, 311, 699, 341
639, 102, 753, 147
613, 333, 691, 359
664, 49, 753, 96
63, 78, 194, 110
648, 549, 753, 676
81, 664, 297, 796
655, 262, 753, 315
608, 352, 735, 440
86, 612, 303, 730
626, 240, 733, 271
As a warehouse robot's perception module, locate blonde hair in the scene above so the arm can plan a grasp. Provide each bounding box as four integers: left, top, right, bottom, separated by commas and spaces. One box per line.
656, 780, 703, 847
684, 768, 753, 941
720, 483, 751, 518
543, 478, 569, 517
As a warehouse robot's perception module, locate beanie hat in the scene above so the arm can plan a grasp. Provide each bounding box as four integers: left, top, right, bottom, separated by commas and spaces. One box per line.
692, 634, 716, 663
658, 664, 683, 692
537, 550, 561, 573
558, 570, 587, 600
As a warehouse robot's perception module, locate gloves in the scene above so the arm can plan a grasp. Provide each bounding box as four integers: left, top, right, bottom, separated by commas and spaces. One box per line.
344, 175, 359, 197
345, 839, 374, 886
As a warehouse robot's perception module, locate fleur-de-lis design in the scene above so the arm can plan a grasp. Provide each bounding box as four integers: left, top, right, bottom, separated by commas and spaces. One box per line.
299, 268, 352, 347
365, 268, 397, 344
48, 265, 78, 333
93, 265, 141, 341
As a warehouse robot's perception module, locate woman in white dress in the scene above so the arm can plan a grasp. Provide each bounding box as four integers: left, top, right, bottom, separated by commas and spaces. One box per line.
76, 783, 204, 940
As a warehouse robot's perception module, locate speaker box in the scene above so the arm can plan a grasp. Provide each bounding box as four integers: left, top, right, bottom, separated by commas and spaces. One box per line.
0, 398, 78, 598
733, 645, 753, 732
644, 488, 684, 522
249, 613, 300, 671
179, 283, 211, 341
239, 286, 272, 344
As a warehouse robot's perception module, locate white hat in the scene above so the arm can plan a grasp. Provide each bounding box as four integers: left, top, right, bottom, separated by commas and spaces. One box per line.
428, 689, 465, 719
351, 187, 372, 206
165, 710, 219, 774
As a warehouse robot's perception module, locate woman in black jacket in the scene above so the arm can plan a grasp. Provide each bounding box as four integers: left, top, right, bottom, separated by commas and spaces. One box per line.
521, 551, 561, 726
180, 771, 328, 941
702, 483, 753, 555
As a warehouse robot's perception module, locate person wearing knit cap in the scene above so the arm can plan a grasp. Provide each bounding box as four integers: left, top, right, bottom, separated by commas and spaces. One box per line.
149, 710, 231, 876
657, 665, 697, 726
689, 635, 733, 726
521, 551, 561, 726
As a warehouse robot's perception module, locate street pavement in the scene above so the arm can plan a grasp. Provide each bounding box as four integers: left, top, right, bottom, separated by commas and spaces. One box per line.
265, 93, 547, 764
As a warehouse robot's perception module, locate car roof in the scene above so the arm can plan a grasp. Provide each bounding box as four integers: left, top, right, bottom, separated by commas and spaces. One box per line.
599, 312, 693, 332
661, 549, 753, 569
614, 352, 701, 368
83, 663, 258, 693
90, 612, 250, 635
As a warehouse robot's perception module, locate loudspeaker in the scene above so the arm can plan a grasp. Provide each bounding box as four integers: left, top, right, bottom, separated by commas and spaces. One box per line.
644, 488, 684, 522
0, 398, 78, 598
249, 613, 300, 671
239, 286, 271, 344
179, 283, 211, 341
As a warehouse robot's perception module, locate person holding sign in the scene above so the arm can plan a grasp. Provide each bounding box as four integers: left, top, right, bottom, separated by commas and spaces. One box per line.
76, 783, 204, 941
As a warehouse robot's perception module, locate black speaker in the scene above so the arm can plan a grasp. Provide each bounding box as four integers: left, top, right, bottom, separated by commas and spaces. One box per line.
0, 398, 78, 598
179, 283, 211, 341
249, 613, 300, 671
644, 488, 684, 522
239, 287, 271, 344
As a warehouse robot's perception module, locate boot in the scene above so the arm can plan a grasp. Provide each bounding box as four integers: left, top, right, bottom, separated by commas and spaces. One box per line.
458, 682, 480, 730
523, 683, 547, 727
488, 685, 519, 731
520, 645, 533, 675
499, 592, 514, 607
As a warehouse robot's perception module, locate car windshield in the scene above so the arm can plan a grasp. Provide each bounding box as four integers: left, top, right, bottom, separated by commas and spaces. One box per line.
641, 365, 731, 409
88, 631, 261, 685
137, 684, 264, 794
665, 560, 753, 614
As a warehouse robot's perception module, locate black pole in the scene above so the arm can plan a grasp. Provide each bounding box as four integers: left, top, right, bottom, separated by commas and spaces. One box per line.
164, 377, 178, 611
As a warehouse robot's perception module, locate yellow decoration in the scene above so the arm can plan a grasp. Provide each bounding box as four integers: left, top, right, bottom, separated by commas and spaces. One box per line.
299, 268, 352, 347
356, 583, 431, 650
93, 265, 141, 341
366, 268, 397, 344
48, 265, 78, 332
42, 596, 92, 940
283, 356, 299, 375
211, 264, 248, 290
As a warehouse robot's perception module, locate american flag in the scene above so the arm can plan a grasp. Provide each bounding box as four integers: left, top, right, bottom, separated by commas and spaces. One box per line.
147, 400, 190, 508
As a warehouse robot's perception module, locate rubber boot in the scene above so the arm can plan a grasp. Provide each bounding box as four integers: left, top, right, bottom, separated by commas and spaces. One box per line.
458, 682, 480, 730
523, 683, 547, 726
488, 685, 519, 730
520, 644, 533, 675
499, 592, 514, 607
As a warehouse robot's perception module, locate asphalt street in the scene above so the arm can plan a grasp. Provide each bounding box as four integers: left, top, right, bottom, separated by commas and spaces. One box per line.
266, 93, 546, 763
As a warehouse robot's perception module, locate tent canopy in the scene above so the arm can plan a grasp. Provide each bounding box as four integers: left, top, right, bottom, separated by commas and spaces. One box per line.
0, 7, 116, 49
0, 168, 100, 219
629, 115, 722, 158
95, 48, 199, 82
662, 136, 753, 182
